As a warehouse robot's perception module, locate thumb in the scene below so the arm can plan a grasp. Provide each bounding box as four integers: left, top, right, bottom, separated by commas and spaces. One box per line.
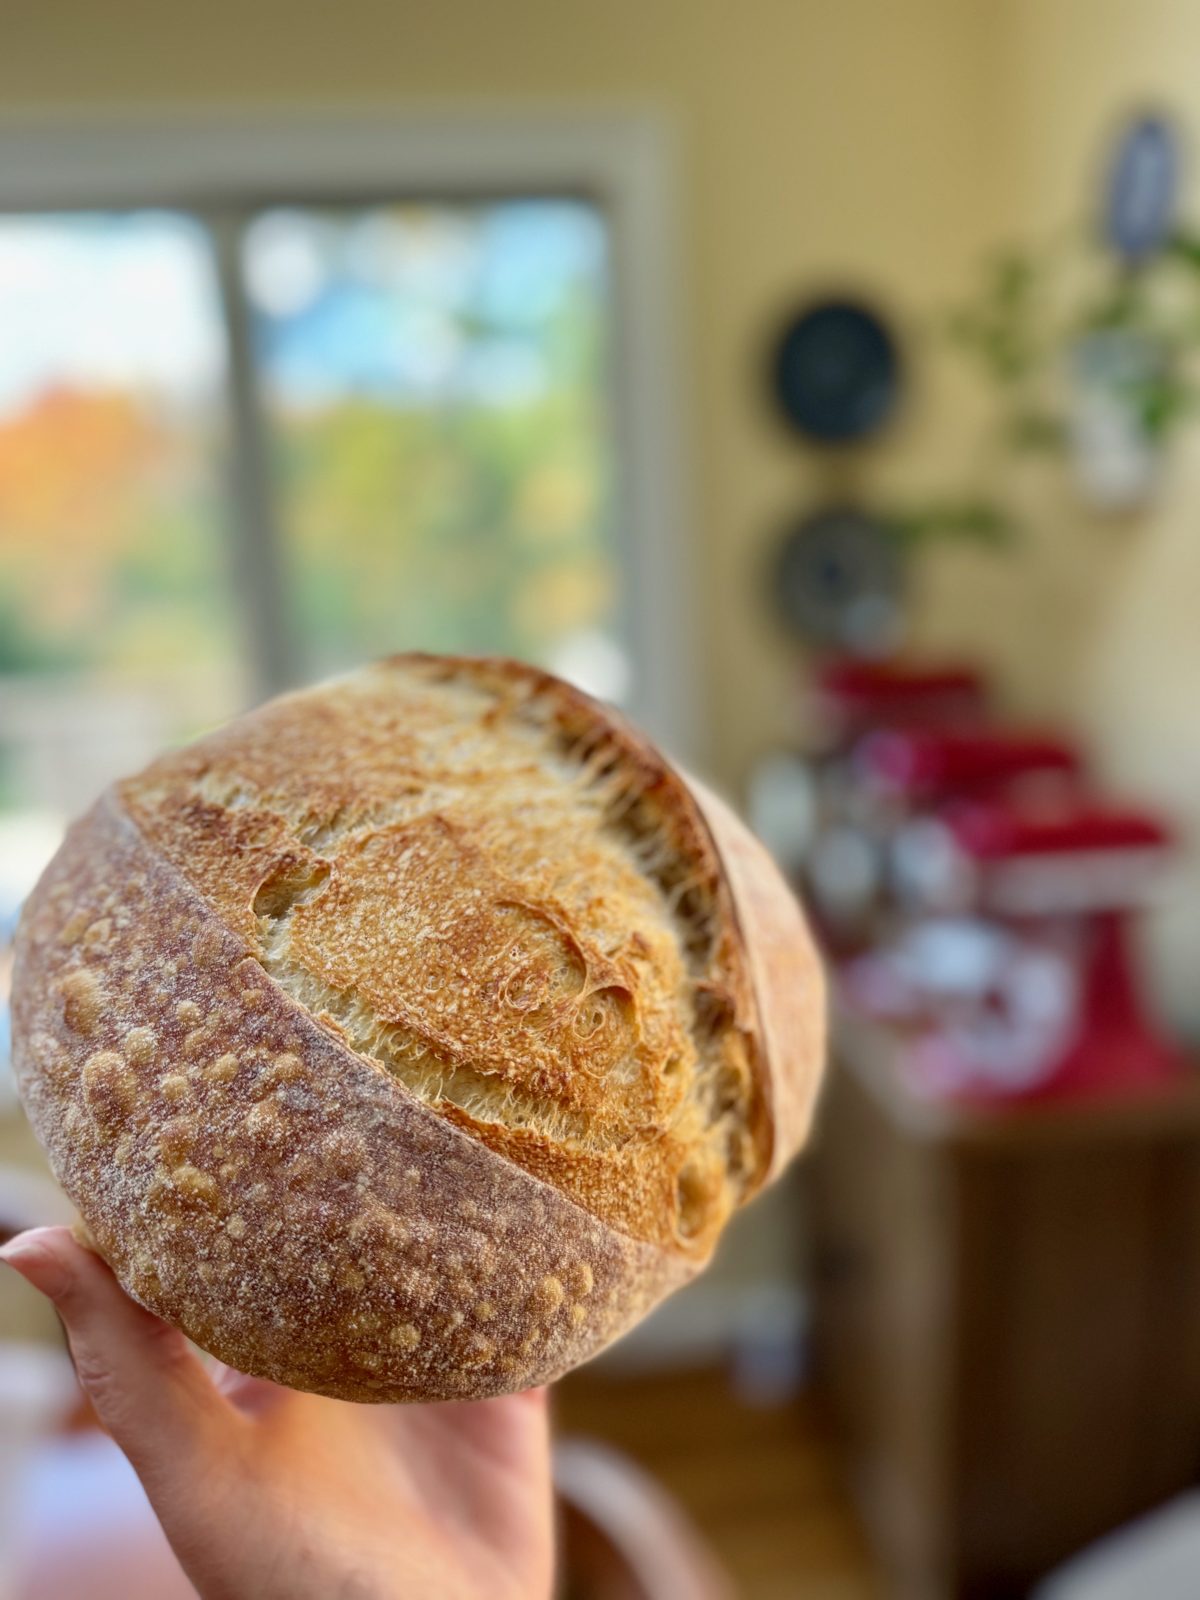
0, 1226, 234, 1490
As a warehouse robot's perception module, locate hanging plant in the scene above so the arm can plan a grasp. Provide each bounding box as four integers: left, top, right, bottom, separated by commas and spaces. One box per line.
940, 215, 1200, 525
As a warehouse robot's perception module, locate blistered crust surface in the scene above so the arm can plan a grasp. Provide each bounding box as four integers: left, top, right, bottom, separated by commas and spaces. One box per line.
116, 656, 773, 1254
13, 799, 690, 1401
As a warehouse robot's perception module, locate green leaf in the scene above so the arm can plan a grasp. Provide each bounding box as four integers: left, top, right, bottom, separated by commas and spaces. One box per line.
1134, 373, 1194, 439
992, 250, 1035, 308
896, 499, 1017, 548
1081, 278, 1144, 332
1005, 410, 1067, 452
1167, 230, 1200, 272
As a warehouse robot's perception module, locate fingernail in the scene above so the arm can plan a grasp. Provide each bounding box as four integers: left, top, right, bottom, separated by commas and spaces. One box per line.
0, 1234, 70, 1300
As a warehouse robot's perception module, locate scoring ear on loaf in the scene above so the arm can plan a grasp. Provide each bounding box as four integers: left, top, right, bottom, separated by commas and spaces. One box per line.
12, 655, 825, 1402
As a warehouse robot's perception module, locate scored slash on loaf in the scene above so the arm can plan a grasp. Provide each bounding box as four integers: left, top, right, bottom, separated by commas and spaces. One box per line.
12, 656, 825, 1401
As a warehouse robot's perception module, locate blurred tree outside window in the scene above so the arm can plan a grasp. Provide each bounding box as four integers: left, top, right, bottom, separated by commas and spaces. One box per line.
246, 205, 621, 687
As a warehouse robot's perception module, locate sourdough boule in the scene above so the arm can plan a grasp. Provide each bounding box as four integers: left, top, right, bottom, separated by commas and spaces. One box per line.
12, 655, 824, 1401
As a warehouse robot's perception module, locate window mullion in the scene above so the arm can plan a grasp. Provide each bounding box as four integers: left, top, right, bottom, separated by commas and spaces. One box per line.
208, 206, 296, 700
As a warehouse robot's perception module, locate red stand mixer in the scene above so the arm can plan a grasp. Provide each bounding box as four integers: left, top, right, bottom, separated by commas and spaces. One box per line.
842, 727, 1185, 1103
792, 662, 992, 954
813, 659, 989, 741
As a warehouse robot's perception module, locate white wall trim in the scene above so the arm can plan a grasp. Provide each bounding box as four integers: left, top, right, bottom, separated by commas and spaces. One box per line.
0, 110, 698, 758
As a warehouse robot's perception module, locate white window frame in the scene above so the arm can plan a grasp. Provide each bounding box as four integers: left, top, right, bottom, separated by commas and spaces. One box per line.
0, 112, 697, 759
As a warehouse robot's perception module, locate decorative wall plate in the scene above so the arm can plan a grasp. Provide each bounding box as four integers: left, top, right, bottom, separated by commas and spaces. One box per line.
770, 504, 904, 655
770, 299, 900, 443
1104, 112, 1180, 265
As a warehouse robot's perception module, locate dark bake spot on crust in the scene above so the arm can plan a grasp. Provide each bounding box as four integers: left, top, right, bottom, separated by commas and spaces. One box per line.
693, 981, 736, 1040
551, 720, 719, 970
252, 858, 331, 921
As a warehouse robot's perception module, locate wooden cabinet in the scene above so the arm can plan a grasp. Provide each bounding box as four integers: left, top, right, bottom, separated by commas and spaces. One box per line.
807, 1014, 1200, 1598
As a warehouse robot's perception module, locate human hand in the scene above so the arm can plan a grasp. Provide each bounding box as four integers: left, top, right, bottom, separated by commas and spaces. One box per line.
0, 1227, 555, 1600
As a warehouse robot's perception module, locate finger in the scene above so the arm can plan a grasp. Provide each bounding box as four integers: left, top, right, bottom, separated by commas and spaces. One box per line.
0, 1227, 234, 1485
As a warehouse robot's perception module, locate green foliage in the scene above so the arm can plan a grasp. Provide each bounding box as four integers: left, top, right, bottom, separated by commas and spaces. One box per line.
0, 583, 81, 673
275, 387, 611, 673
895, 499, 1016, 549
266, 275, 614, 675
935, 217, 1200, 537
1004, 409, 1067, 453
947, 249, 1044, 386
0, 274, 612, 685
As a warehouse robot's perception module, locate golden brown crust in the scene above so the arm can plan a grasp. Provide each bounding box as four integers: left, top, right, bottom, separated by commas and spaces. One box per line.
12, 656, 824, 1400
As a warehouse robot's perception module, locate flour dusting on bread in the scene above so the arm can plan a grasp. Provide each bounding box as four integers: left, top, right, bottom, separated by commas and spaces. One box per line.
12, 655, 824, 1401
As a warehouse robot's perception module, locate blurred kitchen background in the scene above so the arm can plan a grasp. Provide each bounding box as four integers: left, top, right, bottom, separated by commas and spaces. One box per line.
9, 2, 1200, 1597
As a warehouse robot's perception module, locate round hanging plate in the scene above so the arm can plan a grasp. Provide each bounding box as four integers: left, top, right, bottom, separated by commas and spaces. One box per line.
770, 504, 905, 655
1104, 112, 1180, 265
770, 299, 900, 443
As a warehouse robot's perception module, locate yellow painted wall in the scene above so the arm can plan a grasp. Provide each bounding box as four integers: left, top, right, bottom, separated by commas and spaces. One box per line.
1, 0, 994, 786
975, 0, 1200, 1031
